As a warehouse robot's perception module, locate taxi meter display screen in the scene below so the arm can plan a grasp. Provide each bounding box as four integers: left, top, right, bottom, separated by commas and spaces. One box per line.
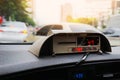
53, 34, 100, 54
77, 37, 99, 46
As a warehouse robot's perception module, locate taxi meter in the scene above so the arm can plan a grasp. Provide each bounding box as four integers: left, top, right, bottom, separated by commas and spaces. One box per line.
29, 32, 111, 57
53, 33, 100, 54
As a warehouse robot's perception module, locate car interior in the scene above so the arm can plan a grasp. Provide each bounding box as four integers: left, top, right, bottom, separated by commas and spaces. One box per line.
1, 0, 120, 80
1, 28, 120, 80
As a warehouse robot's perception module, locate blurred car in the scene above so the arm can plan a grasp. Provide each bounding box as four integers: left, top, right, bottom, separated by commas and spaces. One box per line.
0, 21, 28, 43
102, 14, 120, 46
103, 14, 120, 36
103, 27, 120, 37
103, 27, 120, 46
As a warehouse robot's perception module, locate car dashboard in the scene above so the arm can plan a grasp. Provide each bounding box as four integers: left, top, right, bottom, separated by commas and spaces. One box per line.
0, 44, 120, 80
0, 27, 119, 80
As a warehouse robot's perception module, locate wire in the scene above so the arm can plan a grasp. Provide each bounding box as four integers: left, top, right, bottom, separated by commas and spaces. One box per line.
75, 52, 89, 66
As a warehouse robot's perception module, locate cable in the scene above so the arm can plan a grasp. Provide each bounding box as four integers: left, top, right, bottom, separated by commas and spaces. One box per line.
75, 52, 89, 66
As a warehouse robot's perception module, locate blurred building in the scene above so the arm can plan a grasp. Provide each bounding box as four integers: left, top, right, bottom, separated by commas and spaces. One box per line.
61, 3, 73, 22
28, 0, 120, 25
115, 0, 120, 14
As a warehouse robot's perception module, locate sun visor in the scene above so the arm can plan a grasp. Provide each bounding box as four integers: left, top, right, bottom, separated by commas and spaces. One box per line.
28, 32, 111, 57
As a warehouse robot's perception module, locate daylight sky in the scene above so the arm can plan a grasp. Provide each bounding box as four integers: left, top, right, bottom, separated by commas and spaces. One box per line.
34, 0, 111, 24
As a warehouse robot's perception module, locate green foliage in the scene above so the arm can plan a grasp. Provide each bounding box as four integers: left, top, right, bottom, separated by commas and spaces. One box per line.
102, 25, 106, 29
0, 0, 35, 26
66, 16, 98, 27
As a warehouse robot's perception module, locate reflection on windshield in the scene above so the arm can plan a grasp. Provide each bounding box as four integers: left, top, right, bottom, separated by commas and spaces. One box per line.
0, 0, 120, 46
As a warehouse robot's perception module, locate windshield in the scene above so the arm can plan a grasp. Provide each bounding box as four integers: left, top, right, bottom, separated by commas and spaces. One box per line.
0, 0, 120, 46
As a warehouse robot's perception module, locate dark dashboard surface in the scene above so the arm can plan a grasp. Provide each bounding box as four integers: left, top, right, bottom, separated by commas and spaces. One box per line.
0, 44, 120, 80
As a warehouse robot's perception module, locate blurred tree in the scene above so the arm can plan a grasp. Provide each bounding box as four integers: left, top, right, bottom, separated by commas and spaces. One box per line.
0, 0, 35, 26
66, 15, 73, 22
66, 16, 98, 27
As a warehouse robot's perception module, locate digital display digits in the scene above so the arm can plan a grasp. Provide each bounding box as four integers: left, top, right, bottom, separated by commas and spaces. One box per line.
77, 36, 99, 46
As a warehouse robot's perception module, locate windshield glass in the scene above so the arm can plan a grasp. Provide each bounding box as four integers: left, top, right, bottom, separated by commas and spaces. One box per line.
1, 22, 26, 28
0, 0, 120, 46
